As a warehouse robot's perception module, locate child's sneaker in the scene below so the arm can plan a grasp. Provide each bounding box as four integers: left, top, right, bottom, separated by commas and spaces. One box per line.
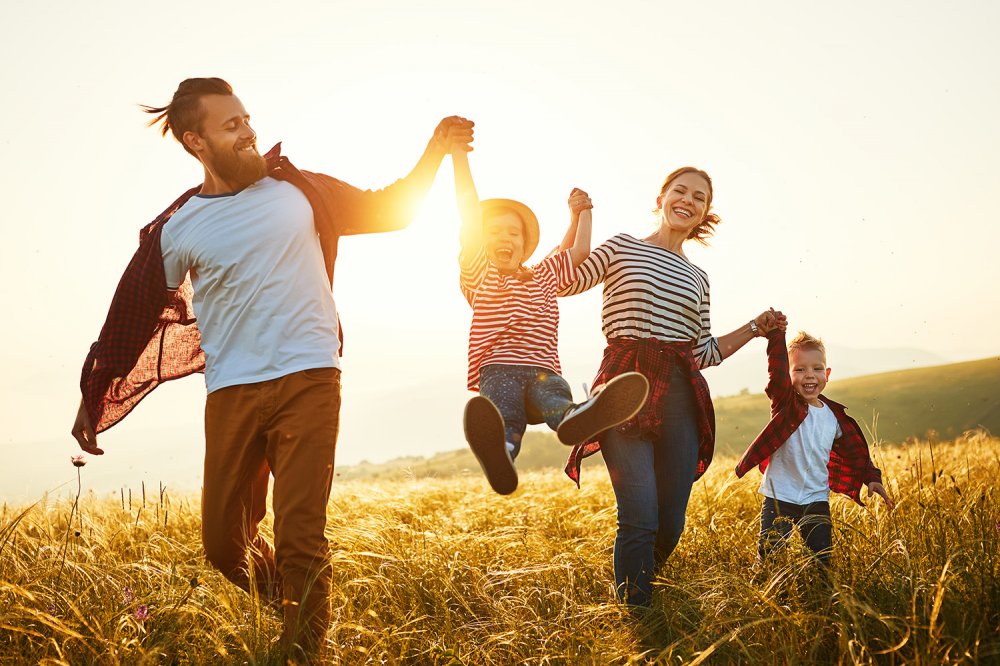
464, 396, 518, 495
556, 372, 649, 446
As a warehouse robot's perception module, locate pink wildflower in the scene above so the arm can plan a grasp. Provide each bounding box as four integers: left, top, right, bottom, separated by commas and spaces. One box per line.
70, 455, 86, 468
134, 605, 150, 621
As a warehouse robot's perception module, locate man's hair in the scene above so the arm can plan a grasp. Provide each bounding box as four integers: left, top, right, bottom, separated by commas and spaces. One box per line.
788, 331, 827, 363
141, 78, 233, 156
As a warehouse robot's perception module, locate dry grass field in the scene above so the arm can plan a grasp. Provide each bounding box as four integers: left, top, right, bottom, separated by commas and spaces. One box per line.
2, 432, 998, 664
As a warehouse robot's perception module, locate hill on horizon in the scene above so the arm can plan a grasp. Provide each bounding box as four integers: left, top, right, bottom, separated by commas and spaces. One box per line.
337, 355, 1000, 481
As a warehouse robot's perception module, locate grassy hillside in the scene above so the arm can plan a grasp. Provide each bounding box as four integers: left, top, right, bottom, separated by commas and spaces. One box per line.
339, 356, 1000, 481
2, 433, 998, 664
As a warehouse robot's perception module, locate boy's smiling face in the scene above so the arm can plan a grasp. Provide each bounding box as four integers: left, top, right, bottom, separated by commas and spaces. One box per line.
789, 347, 831, 404
483, 212, 525, 272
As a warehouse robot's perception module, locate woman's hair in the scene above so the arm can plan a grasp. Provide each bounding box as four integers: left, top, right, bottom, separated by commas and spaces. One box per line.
788, 331, 827, 363
141, 77, 234, 156
656, 166, 721, 245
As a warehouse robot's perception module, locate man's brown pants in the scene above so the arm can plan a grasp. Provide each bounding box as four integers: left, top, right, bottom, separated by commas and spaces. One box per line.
202, 367, 341, 657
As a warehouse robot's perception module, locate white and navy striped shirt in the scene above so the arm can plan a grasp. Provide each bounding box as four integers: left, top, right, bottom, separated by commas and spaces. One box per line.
560, 233, 722, 369
461, 248, 576, 390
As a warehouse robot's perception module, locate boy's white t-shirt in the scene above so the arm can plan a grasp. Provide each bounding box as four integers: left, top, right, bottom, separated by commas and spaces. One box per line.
759, 402, 842, 505
160, 177, 340, 393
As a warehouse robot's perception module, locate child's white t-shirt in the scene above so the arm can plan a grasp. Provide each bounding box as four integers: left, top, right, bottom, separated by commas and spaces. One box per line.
160, 177, 341, 393
759, 402, 843, 505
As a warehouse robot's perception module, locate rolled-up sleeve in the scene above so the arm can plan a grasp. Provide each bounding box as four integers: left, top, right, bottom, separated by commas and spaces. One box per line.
693, 285, 722, 369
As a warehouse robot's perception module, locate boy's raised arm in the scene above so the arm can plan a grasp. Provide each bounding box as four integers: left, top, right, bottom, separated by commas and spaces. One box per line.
764, 327, 793, 408
452, 150, 483, 266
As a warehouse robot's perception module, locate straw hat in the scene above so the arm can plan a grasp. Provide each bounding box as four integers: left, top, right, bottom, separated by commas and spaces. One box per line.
480, 198, 540, 261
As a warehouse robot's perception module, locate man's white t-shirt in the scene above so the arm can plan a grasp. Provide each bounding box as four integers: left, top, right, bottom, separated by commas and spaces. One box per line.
759, 402, 842, 505
160, 177, 340, 393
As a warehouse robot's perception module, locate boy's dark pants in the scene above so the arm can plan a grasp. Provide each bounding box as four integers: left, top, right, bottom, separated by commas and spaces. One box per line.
758, 497, 832, 565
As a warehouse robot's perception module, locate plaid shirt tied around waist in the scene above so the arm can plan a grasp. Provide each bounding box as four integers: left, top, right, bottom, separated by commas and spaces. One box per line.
733, 330, 882, 505
564, 337, 716, 486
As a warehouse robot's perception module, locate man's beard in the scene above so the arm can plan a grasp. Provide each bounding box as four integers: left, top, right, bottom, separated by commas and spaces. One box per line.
207, 140, 268, 191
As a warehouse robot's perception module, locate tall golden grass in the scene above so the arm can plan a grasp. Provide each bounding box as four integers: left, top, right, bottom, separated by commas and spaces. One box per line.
2, 432, 997, 664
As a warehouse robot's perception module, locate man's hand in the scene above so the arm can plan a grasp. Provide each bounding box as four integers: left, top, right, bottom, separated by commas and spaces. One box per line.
867, 481, 895, 510
431, 116, 475, 155
568, 188, 593, 217
71, 399, 103, 455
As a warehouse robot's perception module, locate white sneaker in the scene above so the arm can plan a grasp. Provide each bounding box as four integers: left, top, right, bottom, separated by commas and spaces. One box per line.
463, 396, 518, 495
556, 372, 649, 446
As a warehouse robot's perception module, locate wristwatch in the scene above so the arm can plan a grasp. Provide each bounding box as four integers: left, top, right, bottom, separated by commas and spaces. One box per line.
749, 319, 759, 336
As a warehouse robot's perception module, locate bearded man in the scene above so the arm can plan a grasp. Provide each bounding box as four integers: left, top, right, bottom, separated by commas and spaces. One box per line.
70, 77, 473, 661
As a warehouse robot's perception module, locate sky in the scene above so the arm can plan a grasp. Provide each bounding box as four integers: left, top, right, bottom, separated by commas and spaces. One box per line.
1, 0, 998, 503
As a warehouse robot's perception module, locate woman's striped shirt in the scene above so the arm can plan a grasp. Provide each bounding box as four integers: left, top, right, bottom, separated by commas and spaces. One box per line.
559, 233, 721, 370
461, 248, 575, 391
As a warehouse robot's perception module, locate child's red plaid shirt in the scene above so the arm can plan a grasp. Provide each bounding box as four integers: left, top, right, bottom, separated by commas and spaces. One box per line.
734, 330, 882, 505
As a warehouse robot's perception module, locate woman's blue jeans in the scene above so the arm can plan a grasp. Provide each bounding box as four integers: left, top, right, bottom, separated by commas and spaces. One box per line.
600, 366, 700, 606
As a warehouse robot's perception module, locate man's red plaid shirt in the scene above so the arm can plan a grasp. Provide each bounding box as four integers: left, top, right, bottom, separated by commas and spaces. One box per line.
733, 330, 883, 505
81, 144, 424, 434
564, 337, 716, 486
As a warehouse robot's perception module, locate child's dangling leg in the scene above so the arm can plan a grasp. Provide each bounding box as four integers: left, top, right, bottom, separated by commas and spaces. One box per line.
757, 497, 796, 562
464, 365, 530, 495
463, 397, 517, 495
545, 372, 650, 446
796, 502, 833, 567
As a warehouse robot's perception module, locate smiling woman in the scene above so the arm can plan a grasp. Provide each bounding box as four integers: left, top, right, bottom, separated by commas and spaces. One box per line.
556, 165, 788, 606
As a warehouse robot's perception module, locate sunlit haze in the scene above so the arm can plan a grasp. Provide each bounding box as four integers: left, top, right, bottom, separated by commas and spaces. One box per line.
2, 1, 998, 503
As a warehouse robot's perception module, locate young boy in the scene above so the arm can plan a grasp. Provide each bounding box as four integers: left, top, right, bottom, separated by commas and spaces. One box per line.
453, 149, 648, 495
735, 327, 894, 565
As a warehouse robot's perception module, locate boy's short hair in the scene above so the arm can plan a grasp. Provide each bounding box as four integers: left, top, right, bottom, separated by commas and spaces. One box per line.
788, 331, 826, 364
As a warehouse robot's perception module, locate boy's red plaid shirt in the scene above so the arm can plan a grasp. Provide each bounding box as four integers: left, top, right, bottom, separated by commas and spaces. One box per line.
734, 330, 882, 505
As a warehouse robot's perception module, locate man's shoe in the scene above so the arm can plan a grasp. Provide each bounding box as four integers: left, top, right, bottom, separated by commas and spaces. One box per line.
464, 396, 518, 495
556, 372, 649, 446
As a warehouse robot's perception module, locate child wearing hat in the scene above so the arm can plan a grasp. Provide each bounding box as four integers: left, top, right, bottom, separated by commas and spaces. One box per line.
453, 149, 649, 495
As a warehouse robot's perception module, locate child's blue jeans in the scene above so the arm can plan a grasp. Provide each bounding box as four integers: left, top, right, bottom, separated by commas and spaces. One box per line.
478, 363, 575, 458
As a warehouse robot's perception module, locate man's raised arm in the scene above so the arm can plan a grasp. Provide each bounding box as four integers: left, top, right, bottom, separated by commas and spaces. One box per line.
332, 116, 474, 236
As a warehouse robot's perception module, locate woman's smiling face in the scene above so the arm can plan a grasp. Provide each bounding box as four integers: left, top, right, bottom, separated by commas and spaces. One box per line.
656, 171, 711, 235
